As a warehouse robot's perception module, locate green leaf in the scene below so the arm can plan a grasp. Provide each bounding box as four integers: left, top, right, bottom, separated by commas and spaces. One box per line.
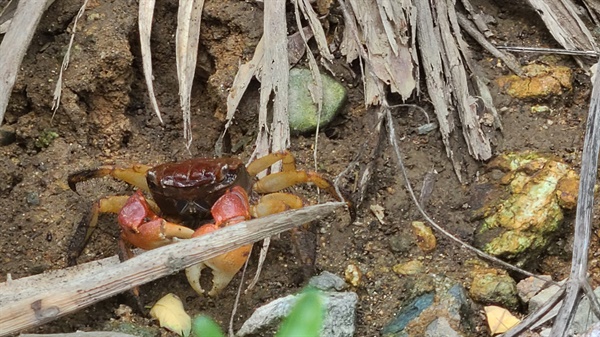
191, 315, 225, 337
276, 288, 324, 337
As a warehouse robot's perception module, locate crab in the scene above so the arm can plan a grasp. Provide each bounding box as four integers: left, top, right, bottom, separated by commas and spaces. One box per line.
67, 151, 339, 296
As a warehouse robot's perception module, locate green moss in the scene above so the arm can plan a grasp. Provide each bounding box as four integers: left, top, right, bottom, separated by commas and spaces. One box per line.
35, 130, 59, 149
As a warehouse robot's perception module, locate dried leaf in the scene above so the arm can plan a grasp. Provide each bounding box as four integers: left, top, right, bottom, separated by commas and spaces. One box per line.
370, 204, 385, 224
139, 0, 162, 123
176, 0, 205, 148
345, 0, 417, 100
484, 305, 520, 335
150, 293, 191, 336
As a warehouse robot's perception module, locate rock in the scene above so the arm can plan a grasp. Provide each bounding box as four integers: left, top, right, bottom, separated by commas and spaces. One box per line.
411, 221, 437, 252
0, 125, 16, 146
102, 321, 160, 337
389, 234, 414, 254
469, 267, 519, 308
308, 271, 347, 291
236, 291, 358, 337
496, 64, 572, 99
26, 192, 40, 206
517, 275, 553, 303
528, 282, 562, 312
392, 260, 424, 276
425, 317, 463, 337
382, 281, 476, 337
288, 67, 347, 133
344, 263, 362, 287
382, 292, 435, 336
472, 152, 579, 267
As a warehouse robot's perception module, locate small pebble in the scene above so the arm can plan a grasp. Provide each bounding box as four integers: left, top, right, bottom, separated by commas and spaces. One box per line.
344, 263, 362, 287
26, 192, 40, 206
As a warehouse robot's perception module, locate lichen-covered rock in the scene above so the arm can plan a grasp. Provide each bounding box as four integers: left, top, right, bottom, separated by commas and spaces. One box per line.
496, 64, 572, 99
288, 68, 347, 133
469, 267, 519, 309
473, 152, 578, 267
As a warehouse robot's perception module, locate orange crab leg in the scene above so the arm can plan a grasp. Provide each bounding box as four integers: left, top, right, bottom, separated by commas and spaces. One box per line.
246, 151, 297, 176
252, 192, 304, 218
68, 163, 153, 193
253, 170, 338, 197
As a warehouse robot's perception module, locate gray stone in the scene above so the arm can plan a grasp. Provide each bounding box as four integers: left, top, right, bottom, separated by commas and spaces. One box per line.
236, 291, 357, 337
308, 271, 347, 291
517, 275, 553, 303
288, 67, 347, 133
425, 317, 463, 337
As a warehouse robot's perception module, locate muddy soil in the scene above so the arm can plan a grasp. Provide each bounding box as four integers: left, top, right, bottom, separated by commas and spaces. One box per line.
1, 0, 599, 336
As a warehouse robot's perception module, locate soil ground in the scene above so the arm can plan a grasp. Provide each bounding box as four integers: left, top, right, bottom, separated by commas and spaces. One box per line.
1, 0, 600, 336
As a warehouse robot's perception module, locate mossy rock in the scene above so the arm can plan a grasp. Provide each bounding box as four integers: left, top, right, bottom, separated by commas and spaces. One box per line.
288, 68, 347, 133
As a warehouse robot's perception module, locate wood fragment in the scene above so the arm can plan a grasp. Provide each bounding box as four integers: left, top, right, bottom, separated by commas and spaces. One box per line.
459, 0, 494, 37
548, 53, 600, 337
344, 0, 417, 101
414, 0, 461, 181
0, 202, 345, 337
20, 333, 136, 337
456, 12, 522, 76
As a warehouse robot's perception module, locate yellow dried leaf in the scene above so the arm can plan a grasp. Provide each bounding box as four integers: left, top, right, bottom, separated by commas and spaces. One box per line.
484, 305, 520, 335
150, 293, 191, 336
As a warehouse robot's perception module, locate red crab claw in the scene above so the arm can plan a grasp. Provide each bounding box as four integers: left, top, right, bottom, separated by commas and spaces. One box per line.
185, 186, 253, 296
118, 191, 194, 251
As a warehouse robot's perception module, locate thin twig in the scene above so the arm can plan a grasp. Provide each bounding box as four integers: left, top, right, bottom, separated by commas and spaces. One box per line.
496, 46, 600, 57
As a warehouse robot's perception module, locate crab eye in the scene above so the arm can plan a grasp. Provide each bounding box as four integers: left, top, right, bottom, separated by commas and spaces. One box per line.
220, 164, 238, 185
146, 171, 158, 189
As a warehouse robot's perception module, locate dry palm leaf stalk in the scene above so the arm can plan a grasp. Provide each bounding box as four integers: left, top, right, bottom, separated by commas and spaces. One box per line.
243, 1, 290, 292
175, 0, 204, 149
0, 202, 345, 336
138, 0, 163, 124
